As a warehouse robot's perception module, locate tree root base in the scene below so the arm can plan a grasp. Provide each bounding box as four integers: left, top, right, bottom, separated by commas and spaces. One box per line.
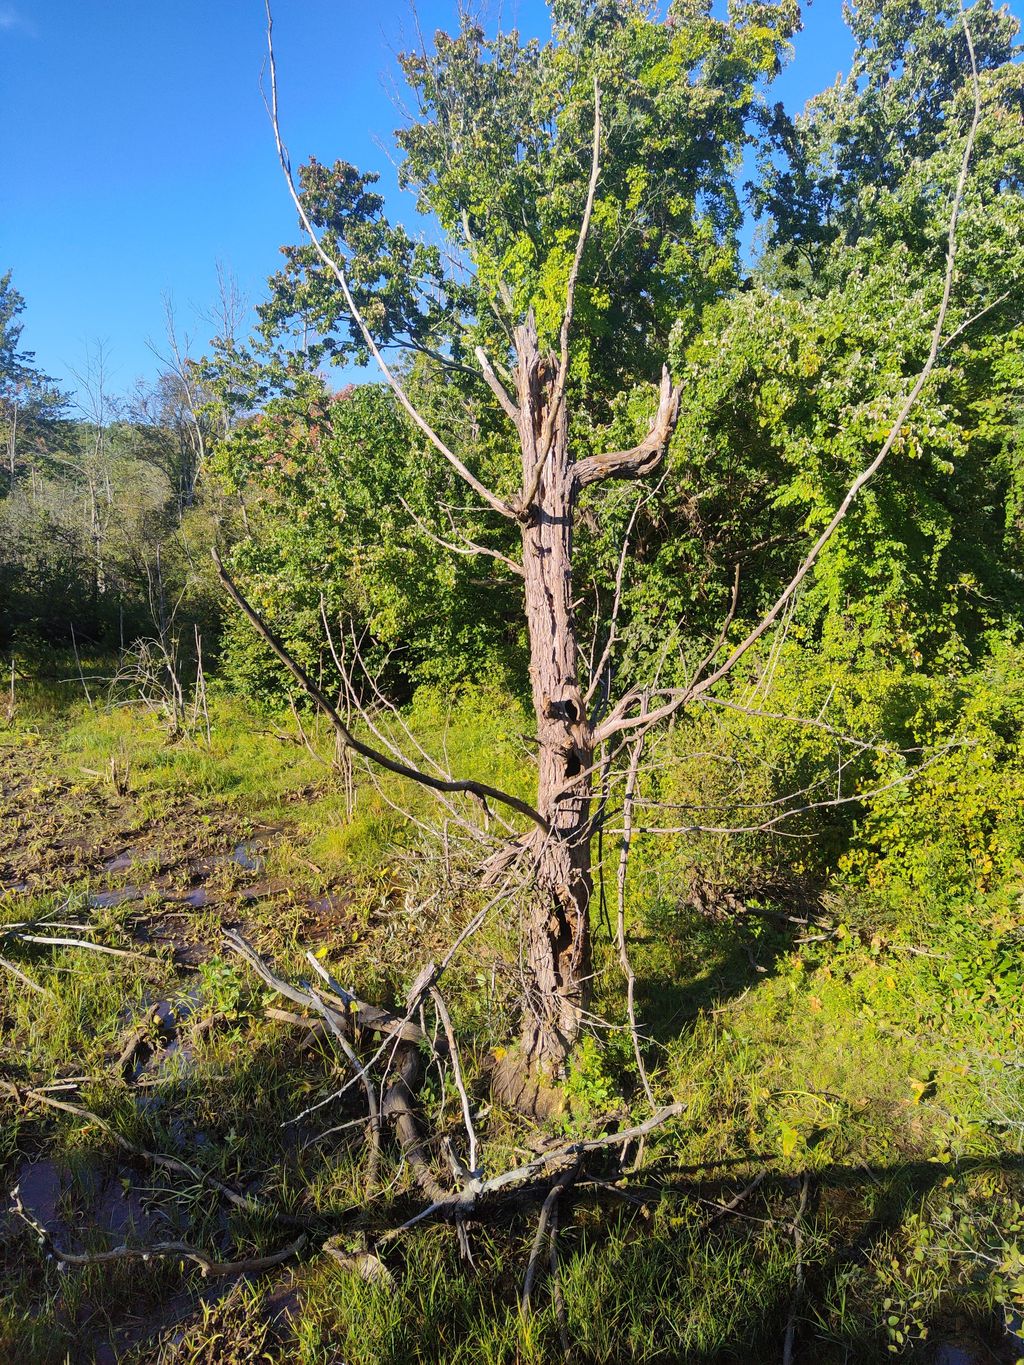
491, 1048, 565, 1120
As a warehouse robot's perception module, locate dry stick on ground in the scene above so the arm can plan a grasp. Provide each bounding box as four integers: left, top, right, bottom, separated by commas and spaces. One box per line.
520, 1160, 580, 1313
782, 1174, 811, 1365
380, 1041, 450, 1205
548, 1196, 571, 1356
303, 952, 385, 1194
231, 929, 446, 1195
429, 985, 480, 1179
11, 933, 163, 964
224, 929, 426, 1045
10, 1188, 306, 1278
308, 986, 382, 1195
700, 1170, 767, 1233
0, 1081, 285, 1222
594, 15, 984, 753
0, 955, 54, 999
113, 1005, 175, 1080
231, 877, 513, 1133
229, 933, 684, 1228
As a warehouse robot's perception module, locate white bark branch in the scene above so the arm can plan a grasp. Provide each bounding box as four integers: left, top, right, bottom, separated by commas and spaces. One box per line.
263, 3, 515, 522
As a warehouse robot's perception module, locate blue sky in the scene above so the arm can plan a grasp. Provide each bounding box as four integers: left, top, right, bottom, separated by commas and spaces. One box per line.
1, 0, 856, 403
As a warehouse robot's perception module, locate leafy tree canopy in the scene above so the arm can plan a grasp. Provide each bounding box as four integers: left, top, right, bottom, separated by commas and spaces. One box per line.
260, 0, 799, 401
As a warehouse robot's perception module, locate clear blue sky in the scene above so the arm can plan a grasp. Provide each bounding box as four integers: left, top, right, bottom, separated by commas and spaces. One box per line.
1, 0, 856, 403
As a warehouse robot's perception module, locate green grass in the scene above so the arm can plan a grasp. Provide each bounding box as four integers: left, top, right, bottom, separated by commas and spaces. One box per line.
0, 680, 1022, 1361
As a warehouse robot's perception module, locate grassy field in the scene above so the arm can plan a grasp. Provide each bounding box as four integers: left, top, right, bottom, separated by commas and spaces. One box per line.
0, 675, 1022, 1363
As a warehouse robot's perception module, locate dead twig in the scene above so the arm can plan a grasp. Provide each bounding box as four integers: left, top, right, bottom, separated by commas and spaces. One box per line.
521, 1159, 580, 1313
224, 930, 425, 1044
429, 985, 479, 1179
782, 1175, 811, 1365
10, 1187, 305, 1277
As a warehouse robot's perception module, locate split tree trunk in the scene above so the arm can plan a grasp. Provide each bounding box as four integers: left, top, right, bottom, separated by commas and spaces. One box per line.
510, 317, 594, 1090
493, 318, 680, 1107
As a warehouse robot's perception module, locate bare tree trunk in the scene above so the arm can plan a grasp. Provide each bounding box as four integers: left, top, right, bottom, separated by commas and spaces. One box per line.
507, 318, 594, 1097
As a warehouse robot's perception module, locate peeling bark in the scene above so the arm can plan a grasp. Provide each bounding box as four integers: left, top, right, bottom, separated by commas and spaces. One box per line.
512, 316, 594, 1082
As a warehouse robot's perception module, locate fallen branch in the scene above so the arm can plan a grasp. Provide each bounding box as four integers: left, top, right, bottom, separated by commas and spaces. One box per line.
521, 1160, 579, 1312
0, 955, 54, 999
382, 1101, 685, 1241
10, 1187, 306, 1277
309, 984, 382, 1196
380, 1042, 449, 1204
224, 930, 426, 1045
782, 1175, 811, 1365
11, 933, 163, 964
430, 985, 479, 1178
0, 1080, 279, 1222
701, 1170, 767, 1231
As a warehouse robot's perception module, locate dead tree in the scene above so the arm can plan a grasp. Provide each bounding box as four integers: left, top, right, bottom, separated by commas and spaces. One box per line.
213, 4, 984, 1106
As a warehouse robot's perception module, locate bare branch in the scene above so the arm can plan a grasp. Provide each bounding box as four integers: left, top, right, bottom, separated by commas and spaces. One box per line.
263, 2, 515, 521
398, 496, 524, 577
474, 345, 520, 424
616, 726, 656, 1109
223, 929, 426, 1044
381, 1101, 685, 1240
584, 488, 650, 713
595, 21, 983, 746
429, 985, 480, 1178
553, 77, 601, 416
10, 1189, 305, 1277
1, 1082, 270, 1220
308, 980, 381, 1194
572, 367, 681, 489
684, 16, 982, 704
520, 1160, 579, 1312
213, 548, 547, 831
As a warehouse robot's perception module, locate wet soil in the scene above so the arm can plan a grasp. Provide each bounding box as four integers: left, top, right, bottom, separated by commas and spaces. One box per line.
0, 740, 357, 967
0, 739, 357, 1359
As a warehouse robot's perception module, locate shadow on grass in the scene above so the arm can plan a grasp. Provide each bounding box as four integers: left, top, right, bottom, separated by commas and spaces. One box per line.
627, 905, 799, 1043
529, 1150, 1024, 1364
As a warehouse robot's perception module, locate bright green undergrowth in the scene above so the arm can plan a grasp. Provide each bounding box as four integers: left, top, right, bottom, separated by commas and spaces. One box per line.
0, 661, 1022, 1362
